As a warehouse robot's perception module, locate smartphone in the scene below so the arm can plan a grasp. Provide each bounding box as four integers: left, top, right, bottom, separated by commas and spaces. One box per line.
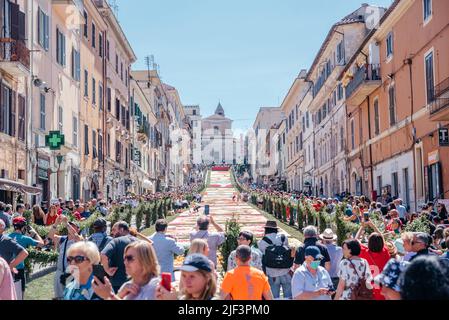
93, 264, 109, 284
204, 205, 210, 216
160, 273, 172, 291
364, 212, 370, 222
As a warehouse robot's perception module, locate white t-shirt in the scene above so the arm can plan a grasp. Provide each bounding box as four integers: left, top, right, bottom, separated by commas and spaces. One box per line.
121, 277, 160, 300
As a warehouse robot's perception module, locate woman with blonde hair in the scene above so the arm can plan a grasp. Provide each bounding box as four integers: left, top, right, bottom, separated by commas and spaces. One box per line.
93, 240, 160, 300
63, 241, 101, 300
189, 238, 216, 270
45, 204, 59, 226
156, 254, 217, 300
189, 239, 209, 256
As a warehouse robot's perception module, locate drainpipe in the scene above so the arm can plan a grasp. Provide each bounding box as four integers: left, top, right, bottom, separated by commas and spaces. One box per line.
102, 29, 107, 200
366, 96, 375, 198
405, 58, 417, 211
27, 0, 35, 201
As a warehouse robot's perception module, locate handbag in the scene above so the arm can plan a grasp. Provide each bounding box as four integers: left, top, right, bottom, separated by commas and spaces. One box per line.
348, 259, 373, 300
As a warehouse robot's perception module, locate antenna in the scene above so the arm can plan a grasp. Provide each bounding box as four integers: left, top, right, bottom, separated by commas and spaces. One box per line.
145, 55, 152, 87
108, 0, 119, 20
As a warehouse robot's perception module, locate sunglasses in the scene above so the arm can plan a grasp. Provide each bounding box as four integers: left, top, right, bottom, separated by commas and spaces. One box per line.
67, 255, 89, 264
124, 255, 136, 262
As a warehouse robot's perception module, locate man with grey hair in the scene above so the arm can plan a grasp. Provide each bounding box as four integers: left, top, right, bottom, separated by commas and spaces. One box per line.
190, 215, 225, 268
409, 232, 435, 262
293, 226, 331, 272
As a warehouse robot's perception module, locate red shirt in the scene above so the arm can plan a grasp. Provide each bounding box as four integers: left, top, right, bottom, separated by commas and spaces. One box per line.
46, 213, 60, 226
360, 244, 390, 300
72, 211, 82, 221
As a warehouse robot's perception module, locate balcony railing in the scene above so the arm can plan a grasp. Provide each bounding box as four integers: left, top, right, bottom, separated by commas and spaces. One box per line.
434, 76, 449, 98
345, 64, 381, 100
430, 98, 449, 116
0, 39, 30, 70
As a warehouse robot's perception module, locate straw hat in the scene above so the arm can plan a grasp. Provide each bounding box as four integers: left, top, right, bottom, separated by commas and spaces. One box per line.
319, 228, 337, 241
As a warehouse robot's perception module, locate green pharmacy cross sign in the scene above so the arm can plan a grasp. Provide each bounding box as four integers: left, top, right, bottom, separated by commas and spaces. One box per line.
45, 131, 65, 150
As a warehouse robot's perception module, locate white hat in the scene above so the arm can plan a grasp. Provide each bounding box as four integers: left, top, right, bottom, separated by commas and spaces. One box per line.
319, 228, 337, 241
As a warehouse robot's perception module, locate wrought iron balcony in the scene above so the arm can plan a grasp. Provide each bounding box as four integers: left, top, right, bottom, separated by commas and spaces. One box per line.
0, 39, 30, 76
429, 77, 449, 121
345, 64, 381, 105
435, 76, 449, 99
430, 98, 449, 121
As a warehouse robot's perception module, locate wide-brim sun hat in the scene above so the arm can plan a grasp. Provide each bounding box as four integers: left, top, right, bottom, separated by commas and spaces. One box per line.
319, 228, 337, 241
264, 221, 279, 230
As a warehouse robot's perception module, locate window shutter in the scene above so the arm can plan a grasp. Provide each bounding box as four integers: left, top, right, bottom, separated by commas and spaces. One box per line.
56, 29, 60, 63
62, 34, 66, 66
10, 90, 16, 137
84, 125, 89, 155
437, 162, 443, 199
44, 14, 49, 50
38, 9, 42, 45
10, 3, 20, 40
427, 166, 433, 201
76, 50, 81, 81
71, 48, 75, 78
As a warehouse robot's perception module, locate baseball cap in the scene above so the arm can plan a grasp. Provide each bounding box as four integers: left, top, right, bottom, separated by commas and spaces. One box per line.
12, 216, 27, 226
180, 254, 212, 272
305, 246, 324, 260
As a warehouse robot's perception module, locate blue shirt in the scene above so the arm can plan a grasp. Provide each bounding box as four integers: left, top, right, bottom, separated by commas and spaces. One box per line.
291, 264, 333, 300
8, 232, 38, 270
81, 210, 91, 219
396, 205, 407, 219
149, 232, 184, 279
63, 274, 99, 300
324, 243, 343, 278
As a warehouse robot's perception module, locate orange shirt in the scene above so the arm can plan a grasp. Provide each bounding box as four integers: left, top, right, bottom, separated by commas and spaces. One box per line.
221, 265, 271, 300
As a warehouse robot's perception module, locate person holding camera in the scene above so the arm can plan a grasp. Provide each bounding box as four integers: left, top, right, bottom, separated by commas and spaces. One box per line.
354, 220, 390, 300
190, 215, 225, 268
47, 214, 83, 300
8, 217, 44, 298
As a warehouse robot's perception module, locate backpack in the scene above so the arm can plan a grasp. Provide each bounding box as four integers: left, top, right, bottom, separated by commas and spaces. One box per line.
348, 259, 373, 300
88, 235, 112, 252
262, 235, 294, 269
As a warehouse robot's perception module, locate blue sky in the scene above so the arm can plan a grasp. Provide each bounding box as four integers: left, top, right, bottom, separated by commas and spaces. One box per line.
116, 0, 394, 131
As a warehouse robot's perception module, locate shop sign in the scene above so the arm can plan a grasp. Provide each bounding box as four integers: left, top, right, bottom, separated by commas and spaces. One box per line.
428, 150, 439, 165
439, 128, 449, 147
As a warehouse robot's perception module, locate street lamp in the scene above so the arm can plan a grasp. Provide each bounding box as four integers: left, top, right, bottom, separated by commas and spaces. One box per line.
52, 153, 64, 198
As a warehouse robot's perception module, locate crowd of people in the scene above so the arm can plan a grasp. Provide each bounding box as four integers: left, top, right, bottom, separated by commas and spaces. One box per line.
1, 166, 449, 300
0, 181, 204, 300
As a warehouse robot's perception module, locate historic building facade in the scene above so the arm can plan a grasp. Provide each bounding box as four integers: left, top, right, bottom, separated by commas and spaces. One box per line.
201, 103, 234, 165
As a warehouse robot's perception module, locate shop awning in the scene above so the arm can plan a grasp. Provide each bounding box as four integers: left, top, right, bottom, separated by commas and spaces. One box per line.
0, 178, 42, 195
